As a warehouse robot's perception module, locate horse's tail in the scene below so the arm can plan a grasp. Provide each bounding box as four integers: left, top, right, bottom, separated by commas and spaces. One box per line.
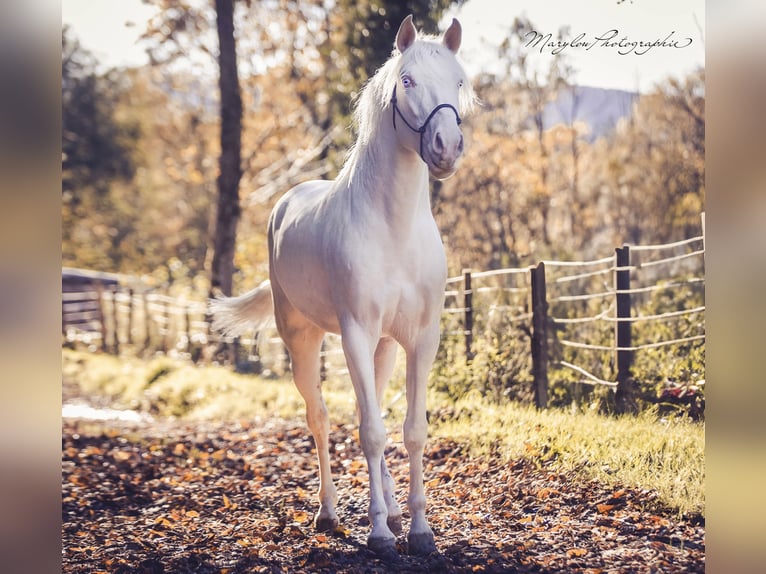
208, 280, 275, 337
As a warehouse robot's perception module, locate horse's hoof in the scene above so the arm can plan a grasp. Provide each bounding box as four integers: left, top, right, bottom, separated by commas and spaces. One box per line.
368, 535, 399, 562
314, 514, 339, 532
408, 530, 437, 556
387, 514, 403, 536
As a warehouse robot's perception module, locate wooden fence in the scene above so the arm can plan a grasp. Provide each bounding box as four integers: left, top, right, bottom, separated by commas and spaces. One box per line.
62, 270, 344, 378
63, 215, 705, 410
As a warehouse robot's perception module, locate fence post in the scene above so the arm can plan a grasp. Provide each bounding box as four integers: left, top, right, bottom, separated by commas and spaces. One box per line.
161, 297, 169, 353
126, 288, 134, 346
184, 304, 192, 354
463, 269, 474, 362
530, 262, 549, 409
110, 286, 120, 355
614, 245, 636, 414
143, 292, 151, 352
96, 283, 108, 352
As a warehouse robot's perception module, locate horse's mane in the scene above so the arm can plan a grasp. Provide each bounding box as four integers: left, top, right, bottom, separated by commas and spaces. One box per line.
337, 38, 476, 187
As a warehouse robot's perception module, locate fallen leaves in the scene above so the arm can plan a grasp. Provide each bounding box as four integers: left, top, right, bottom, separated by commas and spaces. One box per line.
567, 547, 589, 558
62, 417, 704, 573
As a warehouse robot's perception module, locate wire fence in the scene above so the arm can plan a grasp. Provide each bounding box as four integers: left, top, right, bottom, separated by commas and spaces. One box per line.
63, 214, 705, 411
441, 213, 705, 412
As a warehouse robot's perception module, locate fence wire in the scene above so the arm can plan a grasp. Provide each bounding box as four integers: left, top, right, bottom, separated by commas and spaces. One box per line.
64, 219, 706, 395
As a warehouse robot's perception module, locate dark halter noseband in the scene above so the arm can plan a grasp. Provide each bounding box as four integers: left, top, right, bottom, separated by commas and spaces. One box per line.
390, 85, 462, 162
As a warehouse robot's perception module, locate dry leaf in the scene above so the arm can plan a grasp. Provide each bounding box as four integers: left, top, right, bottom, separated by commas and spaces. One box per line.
332, 525, 351, 537
292, 511, 310, 524
567, 547, 588, 558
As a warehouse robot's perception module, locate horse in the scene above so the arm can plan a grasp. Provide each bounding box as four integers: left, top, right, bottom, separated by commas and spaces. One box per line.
210, 14, 474, 557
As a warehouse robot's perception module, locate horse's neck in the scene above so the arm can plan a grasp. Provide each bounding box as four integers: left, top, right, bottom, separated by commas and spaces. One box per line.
338, 119, 431, 239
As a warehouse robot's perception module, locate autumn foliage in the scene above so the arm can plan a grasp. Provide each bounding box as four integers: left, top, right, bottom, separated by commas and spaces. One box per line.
61, 8, 704, 287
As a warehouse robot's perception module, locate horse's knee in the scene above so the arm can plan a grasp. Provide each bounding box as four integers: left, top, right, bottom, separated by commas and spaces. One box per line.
359, 417, 387, 456
403, 417, 427, 453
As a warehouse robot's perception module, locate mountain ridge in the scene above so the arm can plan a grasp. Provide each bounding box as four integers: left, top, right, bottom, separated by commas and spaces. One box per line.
542, 85, 639, 141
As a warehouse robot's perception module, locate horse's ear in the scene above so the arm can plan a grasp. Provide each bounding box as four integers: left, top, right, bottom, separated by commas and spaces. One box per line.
396, 14, 417, 53
443, 18, 462, 53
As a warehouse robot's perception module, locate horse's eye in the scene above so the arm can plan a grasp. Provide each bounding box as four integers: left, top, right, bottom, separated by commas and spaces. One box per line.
458, 79, 464, 89
402, 75, 414, 88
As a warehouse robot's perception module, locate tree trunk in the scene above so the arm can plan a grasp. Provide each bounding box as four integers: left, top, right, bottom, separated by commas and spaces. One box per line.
210, 0, 242, 297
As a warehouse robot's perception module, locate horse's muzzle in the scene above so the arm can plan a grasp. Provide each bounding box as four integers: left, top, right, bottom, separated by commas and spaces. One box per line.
425, 126, 464, 180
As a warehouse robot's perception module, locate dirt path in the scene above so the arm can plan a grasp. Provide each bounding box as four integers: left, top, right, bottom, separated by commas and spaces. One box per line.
62, 414, 704, 573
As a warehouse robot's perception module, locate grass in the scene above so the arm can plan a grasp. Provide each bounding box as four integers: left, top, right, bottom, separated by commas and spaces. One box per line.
62, 348, 704, 519
427, 391, 704, 518
63, 349, 356, 423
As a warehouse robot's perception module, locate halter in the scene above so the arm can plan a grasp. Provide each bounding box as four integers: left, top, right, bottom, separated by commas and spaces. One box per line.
390, 85, 462, 162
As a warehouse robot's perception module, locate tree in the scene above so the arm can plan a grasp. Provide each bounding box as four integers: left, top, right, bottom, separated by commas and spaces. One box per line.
62, 27, 141, 271
434, 16, 577, 272
62, 27, 138, 201
209, 0, 243, 297
497, 17, 573, 247
595, 68, 705, 246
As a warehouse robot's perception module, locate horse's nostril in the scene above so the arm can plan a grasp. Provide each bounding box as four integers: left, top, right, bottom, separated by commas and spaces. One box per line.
457, 134, 464, 155
434, 132, 445, 154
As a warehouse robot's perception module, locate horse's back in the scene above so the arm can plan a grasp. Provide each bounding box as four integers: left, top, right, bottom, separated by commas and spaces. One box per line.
270, 179, 332, 234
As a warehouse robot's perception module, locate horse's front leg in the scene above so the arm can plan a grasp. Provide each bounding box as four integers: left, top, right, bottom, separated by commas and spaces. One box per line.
374, 336, 403, 535
403, 325, 440, 555
341, 319, 398, 556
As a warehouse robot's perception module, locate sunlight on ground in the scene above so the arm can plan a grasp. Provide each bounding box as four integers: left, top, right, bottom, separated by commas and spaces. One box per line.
62, 349, 704, 518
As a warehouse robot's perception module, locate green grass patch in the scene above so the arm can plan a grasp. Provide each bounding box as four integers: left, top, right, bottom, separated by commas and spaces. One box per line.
62, 349, 703, 519
427, 390, 704, 518
62, 349, 356, 422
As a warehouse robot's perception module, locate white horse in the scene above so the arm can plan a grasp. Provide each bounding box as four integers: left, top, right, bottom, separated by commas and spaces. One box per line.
210, 15, 474, 557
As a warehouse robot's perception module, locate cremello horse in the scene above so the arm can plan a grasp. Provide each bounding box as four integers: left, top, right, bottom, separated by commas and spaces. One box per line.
211, 15, 473, 557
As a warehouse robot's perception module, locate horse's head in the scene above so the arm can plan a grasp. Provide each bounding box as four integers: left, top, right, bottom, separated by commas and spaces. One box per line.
391, 15, 473, 180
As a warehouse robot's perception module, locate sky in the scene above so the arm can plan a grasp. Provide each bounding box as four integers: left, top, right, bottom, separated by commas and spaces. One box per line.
62, 0, 705, 93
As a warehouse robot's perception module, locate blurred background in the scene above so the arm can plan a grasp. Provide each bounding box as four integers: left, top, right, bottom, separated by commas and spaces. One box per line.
60, 0, 705, 291
9, 0, 766, 572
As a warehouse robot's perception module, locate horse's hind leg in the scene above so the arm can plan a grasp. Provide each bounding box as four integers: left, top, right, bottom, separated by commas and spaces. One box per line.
275, 301, 338, 531
292, 328, 339, 530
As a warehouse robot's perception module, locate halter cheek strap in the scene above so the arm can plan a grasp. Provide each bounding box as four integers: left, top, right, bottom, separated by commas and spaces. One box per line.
391, 85, 462, 162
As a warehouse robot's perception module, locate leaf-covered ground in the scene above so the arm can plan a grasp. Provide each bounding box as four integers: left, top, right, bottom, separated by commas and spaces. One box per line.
62, 411, 704, 573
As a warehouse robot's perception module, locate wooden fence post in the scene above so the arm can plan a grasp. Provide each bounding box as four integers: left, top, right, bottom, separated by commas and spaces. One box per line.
96, 283, 108, 352
530, 262, 549, 409
161, 297, 169, 354
110, 286, 120, 355
184, 305, 192, 354
126, 288, 134, 346
614, 246, 636, 414
143, 292, 152, 352
463, 269, 474, 362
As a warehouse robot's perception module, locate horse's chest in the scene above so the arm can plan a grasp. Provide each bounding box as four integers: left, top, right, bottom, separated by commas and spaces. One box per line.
379, 249, 445, 334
